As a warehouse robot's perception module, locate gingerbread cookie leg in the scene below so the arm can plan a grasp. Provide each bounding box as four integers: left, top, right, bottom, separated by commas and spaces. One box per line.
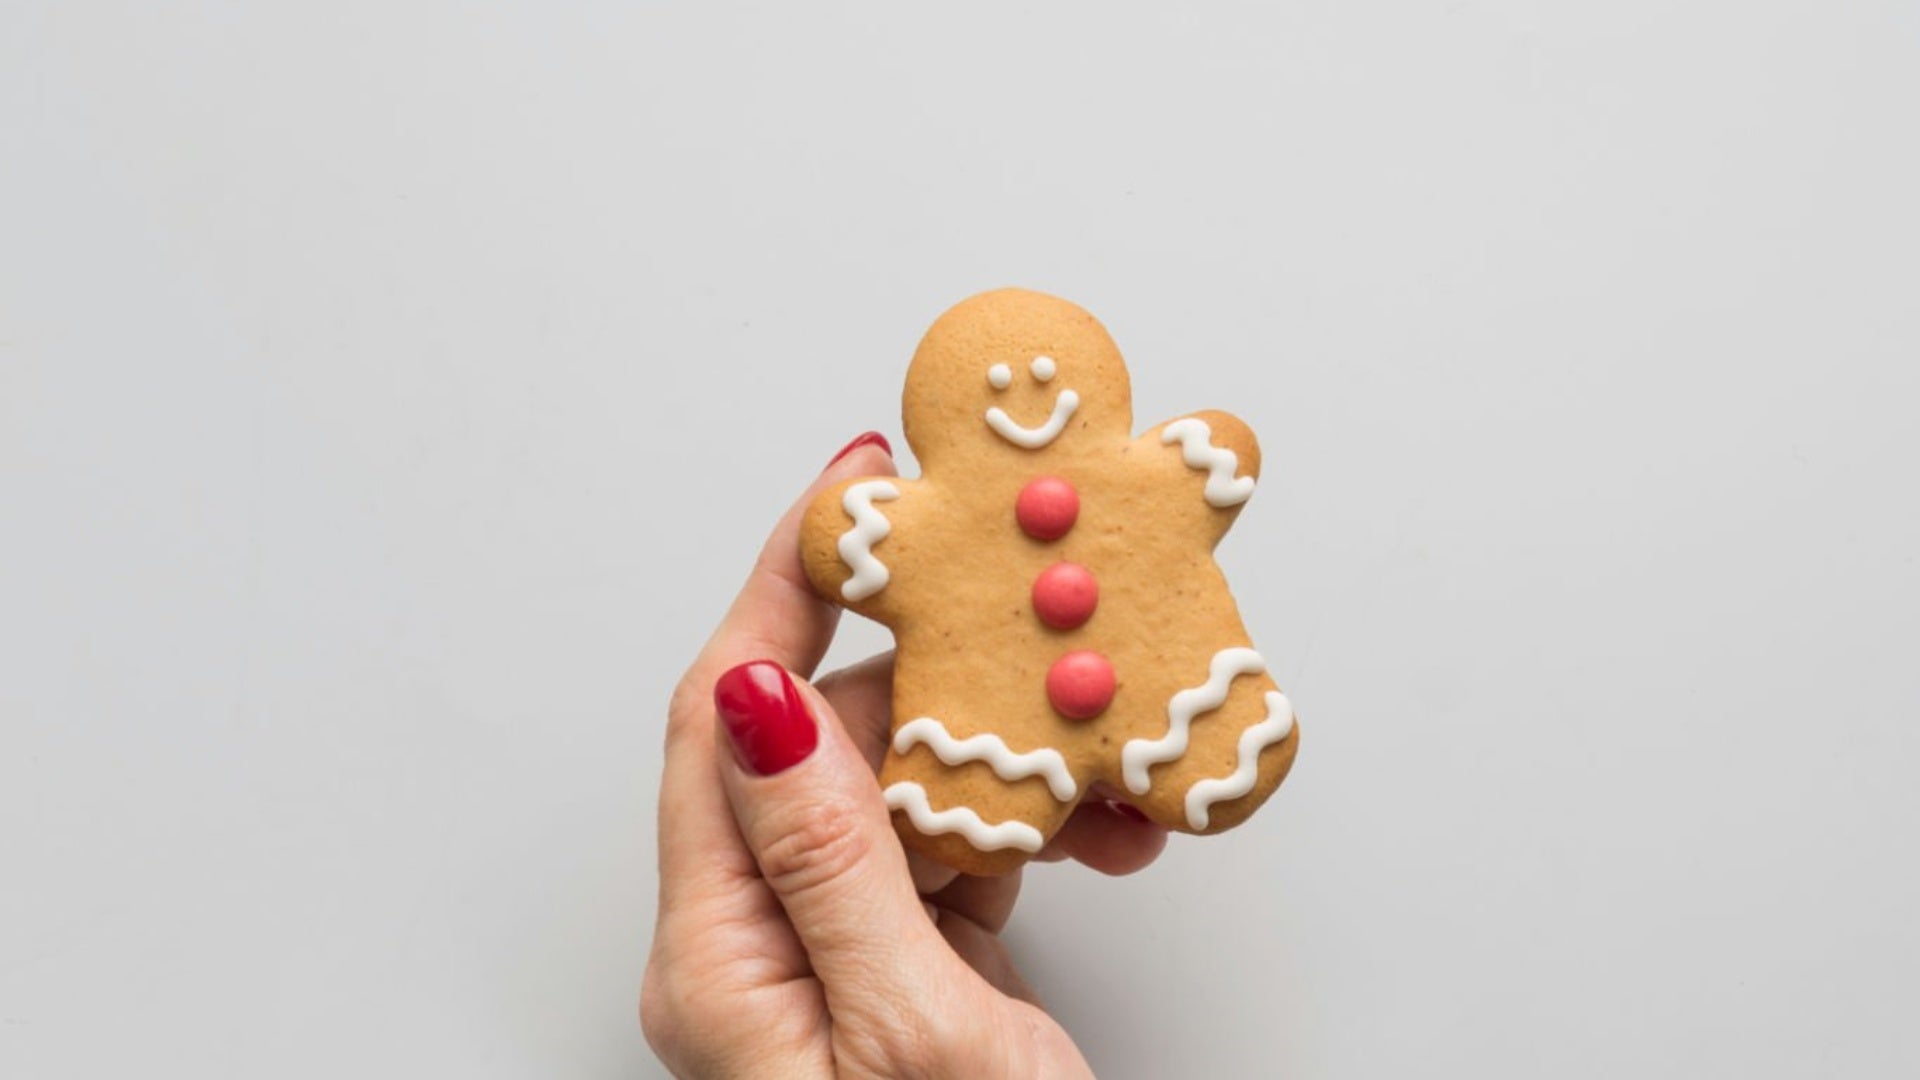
880, 714, 1084, 877
1119, 646, 1300, 834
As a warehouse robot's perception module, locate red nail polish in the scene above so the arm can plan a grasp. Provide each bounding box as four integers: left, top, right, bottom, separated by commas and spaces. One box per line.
1105, 799, 1150, 824
827, 431, 892, 467
713, 661, 818, 776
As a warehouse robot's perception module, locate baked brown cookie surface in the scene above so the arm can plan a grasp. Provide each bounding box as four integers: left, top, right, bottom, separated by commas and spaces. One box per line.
801, 288, 1299, 875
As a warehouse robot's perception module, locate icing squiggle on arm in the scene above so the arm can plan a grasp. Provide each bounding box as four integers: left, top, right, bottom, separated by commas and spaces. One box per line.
1161, 418, 1256, 507
893, 717, 1077, 801
884, 781, 1045, 852
837, 480, 901, 601
1183, 691, 1294, 829
1122, 647, 1266, 795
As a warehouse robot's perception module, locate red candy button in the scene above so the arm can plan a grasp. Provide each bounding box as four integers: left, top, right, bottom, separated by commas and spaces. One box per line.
1046, 650, 1116, 720
1032, 562, 1099, 630
1016, 476, 1079, 541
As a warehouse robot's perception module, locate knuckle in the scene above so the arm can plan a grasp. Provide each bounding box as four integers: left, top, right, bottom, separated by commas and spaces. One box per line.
752, 799, 875, 900
640, 937, 749, 1074
636, 961, 682, 1055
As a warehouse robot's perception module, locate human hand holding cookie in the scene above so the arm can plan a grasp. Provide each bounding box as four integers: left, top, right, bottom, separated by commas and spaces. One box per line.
643, 422, 1169, 1077
643, 290, 1298, 1073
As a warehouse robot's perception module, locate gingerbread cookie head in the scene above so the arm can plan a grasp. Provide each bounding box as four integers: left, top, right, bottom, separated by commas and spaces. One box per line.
901, 288, 1133, 471
801, 287, 1298, 875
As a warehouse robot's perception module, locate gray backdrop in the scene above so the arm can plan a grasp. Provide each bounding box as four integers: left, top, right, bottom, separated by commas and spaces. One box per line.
4, 2, 1916, 1077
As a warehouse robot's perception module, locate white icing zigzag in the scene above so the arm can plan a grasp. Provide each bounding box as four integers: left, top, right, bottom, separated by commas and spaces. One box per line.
1183, 691, 1294, 829
1161, 418, 1256, 507
1122, 646, 1267, 795
985, 389, 1080, 449
893, 717, 1077, 802
884, 781, 1045, 852
837, 480, 901, 601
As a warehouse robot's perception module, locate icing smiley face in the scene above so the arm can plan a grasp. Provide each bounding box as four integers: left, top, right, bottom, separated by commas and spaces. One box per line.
984, 356, 1081, 449
901, 290, 1133, 469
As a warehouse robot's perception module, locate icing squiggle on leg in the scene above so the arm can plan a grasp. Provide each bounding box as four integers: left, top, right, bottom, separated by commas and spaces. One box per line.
893, 718, 1077, 801
1161, 418, 1256, 507
1122, 647, 1266, 795
1183, 691, 1294, 829
837, 480, 901, 601
883, 781, 1045, 852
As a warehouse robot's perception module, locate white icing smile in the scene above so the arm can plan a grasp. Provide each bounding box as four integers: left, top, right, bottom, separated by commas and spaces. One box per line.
986, 390, 1080, 449
983, 357, 1079, 449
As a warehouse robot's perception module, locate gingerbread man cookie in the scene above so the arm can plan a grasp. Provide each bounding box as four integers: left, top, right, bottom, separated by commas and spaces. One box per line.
801, 288, 1299, 875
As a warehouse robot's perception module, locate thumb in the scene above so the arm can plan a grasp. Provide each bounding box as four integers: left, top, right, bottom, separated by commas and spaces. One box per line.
710, 659, 959, 1007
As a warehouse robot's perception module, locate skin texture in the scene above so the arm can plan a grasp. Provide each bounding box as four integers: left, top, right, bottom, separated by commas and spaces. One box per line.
800, 289, 1300, 875
642, 439, 1169, 1078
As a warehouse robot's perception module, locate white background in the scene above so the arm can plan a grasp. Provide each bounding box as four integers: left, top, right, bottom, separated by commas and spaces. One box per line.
4, 3, 1917, 1077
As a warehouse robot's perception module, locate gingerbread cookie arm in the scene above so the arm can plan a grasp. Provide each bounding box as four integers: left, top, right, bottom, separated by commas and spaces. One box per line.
1137, 409, 1263, 543
800, 475, 926, 625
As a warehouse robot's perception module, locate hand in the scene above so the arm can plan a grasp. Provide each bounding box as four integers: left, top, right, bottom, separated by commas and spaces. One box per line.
641, 433, 1170, 1078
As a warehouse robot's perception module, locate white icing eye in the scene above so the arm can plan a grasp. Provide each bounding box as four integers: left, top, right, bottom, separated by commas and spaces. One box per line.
1031, 356, 1057, 382
988, 363, 1012, 390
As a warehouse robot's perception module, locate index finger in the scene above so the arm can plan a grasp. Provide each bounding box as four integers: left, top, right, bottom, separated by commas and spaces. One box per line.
656, 434, 898, 908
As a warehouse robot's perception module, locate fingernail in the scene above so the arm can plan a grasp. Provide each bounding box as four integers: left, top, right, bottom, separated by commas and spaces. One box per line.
1105, 799, 1150, 824
827, 431, 892, 468
713, 661, 819, 776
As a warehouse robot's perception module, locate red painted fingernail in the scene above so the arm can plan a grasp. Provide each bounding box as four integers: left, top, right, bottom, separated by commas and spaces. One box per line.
1105, 799, 1150, 824
713, 661, 818, 776
827, 431, 892, 467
